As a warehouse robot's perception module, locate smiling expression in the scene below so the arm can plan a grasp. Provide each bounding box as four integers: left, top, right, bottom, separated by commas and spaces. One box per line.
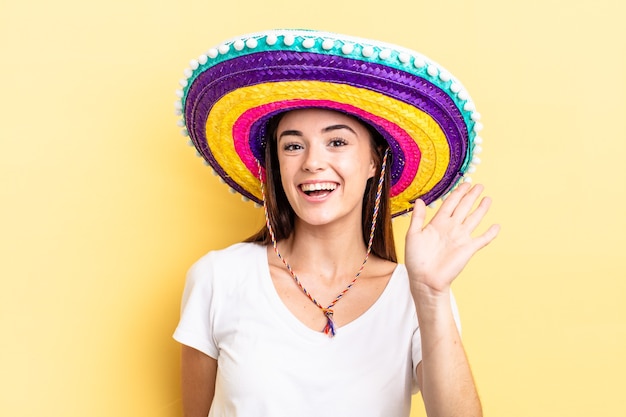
276, 108, 377, 228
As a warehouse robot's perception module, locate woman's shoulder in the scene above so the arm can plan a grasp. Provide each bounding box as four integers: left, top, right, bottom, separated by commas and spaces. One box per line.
199, 241, 264, 259
191, 242, 266, 270
215, 241, 266, 258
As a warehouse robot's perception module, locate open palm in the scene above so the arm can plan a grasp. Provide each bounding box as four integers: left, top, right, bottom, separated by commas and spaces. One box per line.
405, 183, 500, 295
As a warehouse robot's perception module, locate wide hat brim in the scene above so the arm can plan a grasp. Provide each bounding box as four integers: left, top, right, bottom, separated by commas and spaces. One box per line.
175, 29, 483, 216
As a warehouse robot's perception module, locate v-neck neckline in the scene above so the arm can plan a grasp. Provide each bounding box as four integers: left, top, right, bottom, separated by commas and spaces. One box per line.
257, 243, 400, 340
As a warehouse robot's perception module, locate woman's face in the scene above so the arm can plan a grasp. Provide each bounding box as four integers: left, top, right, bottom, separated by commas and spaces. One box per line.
275, 108, 376, 228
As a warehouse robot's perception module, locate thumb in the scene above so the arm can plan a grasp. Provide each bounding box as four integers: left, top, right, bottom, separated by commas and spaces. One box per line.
408, 199, 426, 235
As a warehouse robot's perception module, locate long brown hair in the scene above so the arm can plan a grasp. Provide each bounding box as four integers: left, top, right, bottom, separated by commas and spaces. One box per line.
246, 111, 397, 263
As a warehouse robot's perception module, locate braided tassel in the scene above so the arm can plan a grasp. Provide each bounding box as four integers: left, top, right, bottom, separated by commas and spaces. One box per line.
322, 309, 336, 337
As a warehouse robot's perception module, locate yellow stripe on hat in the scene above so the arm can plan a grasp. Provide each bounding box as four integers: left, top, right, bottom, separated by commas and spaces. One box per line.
205, 81, 450, 214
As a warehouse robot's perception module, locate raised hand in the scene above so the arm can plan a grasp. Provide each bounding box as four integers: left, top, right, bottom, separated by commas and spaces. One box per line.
405, 183, 500, 296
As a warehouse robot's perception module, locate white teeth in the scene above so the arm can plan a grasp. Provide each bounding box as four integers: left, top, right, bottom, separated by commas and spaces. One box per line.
301, 182, 337, 192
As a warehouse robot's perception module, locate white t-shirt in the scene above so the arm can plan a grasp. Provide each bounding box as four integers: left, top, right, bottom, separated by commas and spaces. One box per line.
174, 242, 460, 417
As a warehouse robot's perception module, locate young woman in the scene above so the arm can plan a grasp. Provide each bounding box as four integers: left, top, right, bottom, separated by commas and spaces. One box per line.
173, 30, 499, 417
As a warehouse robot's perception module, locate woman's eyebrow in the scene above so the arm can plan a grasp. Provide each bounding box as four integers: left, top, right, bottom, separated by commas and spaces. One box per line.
278, 130, 302, 140
322, 124, 357, 135
278, 124, 357, 140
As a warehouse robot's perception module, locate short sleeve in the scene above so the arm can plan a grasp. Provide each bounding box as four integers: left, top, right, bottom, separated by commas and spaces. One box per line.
172, 252, 219, 359
411, 290, 462, 392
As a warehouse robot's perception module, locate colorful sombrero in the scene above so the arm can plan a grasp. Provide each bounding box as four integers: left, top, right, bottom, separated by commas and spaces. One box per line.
175, 29, 483, 216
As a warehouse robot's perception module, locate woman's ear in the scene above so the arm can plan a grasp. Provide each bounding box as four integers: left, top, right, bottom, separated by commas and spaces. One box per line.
368, 144, 384, 179
368, 158, 376, 179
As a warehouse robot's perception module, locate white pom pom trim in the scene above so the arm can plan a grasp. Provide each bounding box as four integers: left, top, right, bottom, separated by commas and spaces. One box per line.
439, 71, 451, 82
265, 34, 277, 45
284, 34, 295, 46
362, 45, 374, 57
463, 101, 475, 112
413, 56, 426, 68
233, 39, 245, 51
379, 49, 391, 60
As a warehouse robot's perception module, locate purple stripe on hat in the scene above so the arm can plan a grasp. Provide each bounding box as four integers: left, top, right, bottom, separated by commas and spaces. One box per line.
185, 51, 468, 204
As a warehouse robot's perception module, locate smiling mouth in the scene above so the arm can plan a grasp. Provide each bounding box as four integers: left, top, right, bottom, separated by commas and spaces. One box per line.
300, 182, 337, 197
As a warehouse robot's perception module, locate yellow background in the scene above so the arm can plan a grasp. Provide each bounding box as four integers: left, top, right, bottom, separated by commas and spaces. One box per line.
1, 0, 625, 416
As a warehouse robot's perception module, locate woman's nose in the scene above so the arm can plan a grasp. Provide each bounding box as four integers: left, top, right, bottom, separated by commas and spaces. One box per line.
302, 144, 326, 172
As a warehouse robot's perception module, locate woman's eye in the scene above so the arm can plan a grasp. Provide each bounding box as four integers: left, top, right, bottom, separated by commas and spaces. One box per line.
329, 138, 348, 147
283, 143, 303, 151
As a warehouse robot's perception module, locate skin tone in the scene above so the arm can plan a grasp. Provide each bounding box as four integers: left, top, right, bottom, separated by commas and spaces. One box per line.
180, 108, 499, 417
181, 345, 216, 416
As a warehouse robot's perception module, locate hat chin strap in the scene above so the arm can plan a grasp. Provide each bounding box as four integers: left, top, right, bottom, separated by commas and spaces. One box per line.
257, 150, 388, 337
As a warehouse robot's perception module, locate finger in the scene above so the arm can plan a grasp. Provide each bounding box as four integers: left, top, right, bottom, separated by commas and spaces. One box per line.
463, 195, 492, 232
408, 199, 427, 235
472, 223, 500, 251
436, 182, 472, 218
451, 183, 484, 221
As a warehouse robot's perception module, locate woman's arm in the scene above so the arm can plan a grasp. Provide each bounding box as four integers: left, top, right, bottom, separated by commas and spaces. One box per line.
181, 345, 218, 417
414, 293, 481, 417
406, 183, 499, 417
